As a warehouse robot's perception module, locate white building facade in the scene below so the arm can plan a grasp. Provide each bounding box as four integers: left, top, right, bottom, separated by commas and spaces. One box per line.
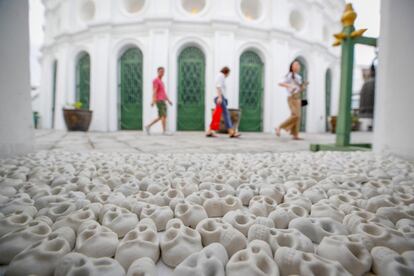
39, 0, 344, 133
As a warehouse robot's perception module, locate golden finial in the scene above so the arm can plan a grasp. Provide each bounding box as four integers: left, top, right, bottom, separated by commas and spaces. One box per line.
351, 28, 367, 38
341, 3, 357, 27
332, 39, 342, 47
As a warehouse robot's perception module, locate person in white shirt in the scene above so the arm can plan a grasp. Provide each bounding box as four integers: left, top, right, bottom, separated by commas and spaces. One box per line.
206, 67, 241, 138
275, 60, 305, 140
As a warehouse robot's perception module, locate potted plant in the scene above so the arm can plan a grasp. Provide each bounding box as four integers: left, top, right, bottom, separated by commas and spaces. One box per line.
352, 114, 361, 131
329, 114, 360, 133
63, 102, 93, 131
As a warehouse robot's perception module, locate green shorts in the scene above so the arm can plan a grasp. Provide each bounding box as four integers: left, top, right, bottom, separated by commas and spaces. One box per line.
156, 101, 167, 117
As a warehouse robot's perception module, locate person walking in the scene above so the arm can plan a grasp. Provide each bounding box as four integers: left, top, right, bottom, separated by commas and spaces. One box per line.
206, 67, 241, 138
145, 67, 172, 135
275, 60, 308, 140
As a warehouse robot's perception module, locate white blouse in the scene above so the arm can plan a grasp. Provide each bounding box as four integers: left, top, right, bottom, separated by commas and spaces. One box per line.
215, 72, 227, 97
282, 72, 303, 95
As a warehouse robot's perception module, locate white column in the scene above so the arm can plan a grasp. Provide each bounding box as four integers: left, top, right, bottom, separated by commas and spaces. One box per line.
38, 54, 53, 129
307, 53, 327, 133
90, 33, 111, 131
213, 30, 236, 107
54, 45, 71, 130
374, 0, 414, 159
0, 0, 34, 157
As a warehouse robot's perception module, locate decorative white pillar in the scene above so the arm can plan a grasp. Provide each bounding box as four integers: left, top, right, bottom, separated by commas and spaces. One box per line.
90, 33, 111, 131
0, 0, 34, 157
374, 0, 414, 159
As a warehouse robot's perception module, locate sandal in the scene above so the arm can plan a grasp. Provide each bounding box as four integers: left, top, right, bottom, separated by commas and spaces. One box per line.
206, 133, 218, 138
229, 133, 241, 138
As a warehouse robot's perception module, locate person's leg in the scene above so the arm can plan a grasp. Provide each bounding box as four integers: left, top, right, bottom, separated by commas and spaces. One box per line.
161, 116, 167, 132
221, 98, 240, 137
220, 98, 233, 131
291, 99, 301, 138
147, 117, 161, 128
278, 97, 297, 134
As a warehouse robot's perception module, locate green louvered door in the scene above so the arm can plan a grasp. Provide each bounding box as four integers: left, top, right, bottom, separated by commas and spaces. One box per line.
177, 47, 205, 131
297, 57, 308, 132
76, 53, 90, 109
239, 51, 264, 132
119, 48, 143, 130
325, 69, 332, 131
51, 60, 57, 128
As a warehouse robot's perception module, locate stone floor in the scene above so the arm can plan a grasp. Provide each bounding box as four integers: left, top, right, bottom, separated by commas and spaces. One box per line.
34, 130, 373, 154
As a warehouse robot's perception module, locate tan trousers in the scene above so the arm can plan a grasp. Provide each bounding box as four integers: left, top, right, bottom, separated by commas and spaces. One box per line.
279, 94, 301, 136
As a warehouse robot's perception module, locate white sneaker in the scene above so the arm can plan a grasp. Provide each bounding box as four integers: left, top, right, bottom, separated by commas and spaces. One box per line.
162, 131, 173, 136
145, 126, 151, 135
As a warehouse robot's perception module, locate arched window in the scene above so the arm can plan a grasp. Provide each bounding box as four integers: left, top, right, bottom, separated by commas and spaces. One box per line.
239, 50, 264, 131
75, 52, 91, 109
118, 47, 143, 130
177, 46, 206, 130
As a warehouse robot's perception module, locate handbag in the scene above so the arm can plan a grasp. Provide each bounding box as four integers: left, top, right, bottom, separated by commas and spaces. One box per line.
301, 99, 308, 106
210, 104, 223, 131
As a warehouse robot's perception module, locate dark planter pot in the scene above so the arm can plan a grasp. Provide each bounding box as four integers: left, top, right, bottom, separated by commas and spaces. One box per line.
63, 109, 93, 131
211, 108, 242, 134
330, 116, 360, 133
330, 116, 337, 134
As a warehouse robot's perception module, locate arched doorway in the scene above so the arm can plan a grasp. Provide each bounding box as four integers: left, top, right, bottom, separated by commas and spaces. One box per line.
118, 47, 143, 130
177, 46, 205, 131
325, 68, 332, 132
75, 52, 91, 109
296, 56, 308, 132
51, 60, 58, 128
239, 50, 264, 132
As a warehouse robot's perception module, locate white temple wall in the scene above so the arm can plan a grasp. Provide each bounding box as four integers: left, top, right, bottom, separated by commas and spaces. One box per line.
39, 0, 344, 133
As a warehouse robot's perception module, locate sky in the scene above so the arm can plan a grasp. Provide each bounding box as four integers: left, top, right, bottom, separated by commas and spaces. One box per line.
28, 0, 381, 87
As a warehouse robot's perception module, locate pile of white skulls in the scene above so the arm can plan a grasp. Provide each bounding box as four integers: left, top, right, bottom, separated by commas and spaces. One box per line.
1, 150, 414, 275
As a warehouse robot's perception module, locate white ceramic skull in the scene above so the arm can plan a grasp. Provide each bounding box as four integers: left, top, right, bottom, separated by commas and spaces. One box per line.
5, 235, 71, 276
55, 252, 126, 276
196, 218, 247, 257
316, 235, 372, 276
268, 203, 308, 229
75, 221, 118, 258
248, 224, 314, 254
275, 247, 351, 276
288, 217, 348, 244
126, 257, 157, 276
203, 195, 243, 218
174, 201, 208, 228
0, 220, 52, 264
371, 246, 414, 276
115, 219, 160, 270
226, 240, 280, 276
161, 218, 203, 267
173, 243, 228, 276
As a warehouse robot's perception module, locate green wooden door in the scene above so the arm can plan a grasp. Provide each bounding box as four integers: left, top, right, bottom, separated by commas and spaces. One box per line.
325, 69, 332, 131
239, 51, 264, 132
119, 48, 143, 130
177, 47, 205, 131
297, 57, 308, 132
76, 53, 90, 110
51, 60, 57, 128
